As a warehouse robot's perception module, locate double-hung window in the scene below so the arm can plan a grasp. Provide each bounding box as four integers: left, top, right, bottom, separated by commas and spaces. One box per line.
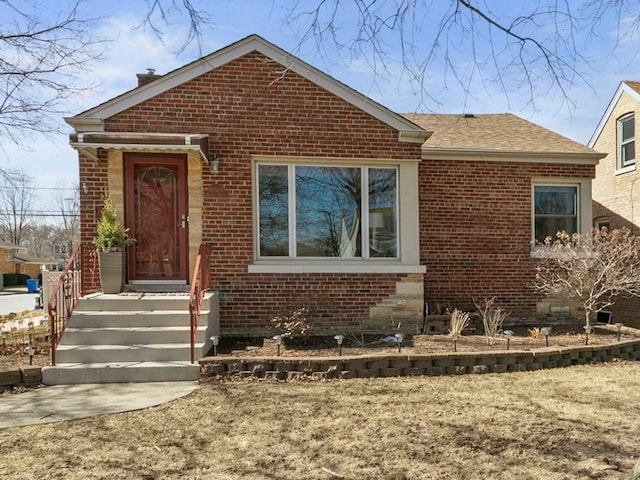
533, 185, 579, 242
257, 163, 398, 259
618, 113, 635, 169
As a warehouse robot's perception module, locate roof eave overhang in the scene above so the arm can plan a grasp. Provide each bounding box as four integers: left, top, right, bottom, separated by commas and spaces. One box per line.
421, 148, 604, 165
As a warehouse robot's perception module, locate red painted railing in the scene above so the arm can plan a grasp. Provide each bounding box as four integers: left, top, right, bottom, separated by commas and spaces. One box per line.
189, 244, 211, 364
47, 243, 99, 365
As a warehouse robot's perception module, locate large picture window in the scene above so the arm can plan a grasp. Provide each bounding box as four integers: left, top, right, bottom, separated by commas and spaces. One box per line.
533, 185, 578, 242
258, 163, 398, 259
618, 113, 635, 169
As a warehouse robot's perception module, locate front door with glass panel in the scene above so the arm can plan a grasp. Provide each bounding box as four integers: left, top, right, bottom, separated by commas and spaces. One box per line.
125, 154, 188, 282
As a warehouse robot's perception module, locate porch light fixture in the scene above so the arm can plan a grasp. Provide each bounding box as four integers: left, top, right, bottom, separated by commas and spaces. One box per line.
503, 330, 514, 350
273, 335, 282, 356
583, 325, 593, 345
25, 345, 35, 365
209, 155, 220, 173
395, 333, 404, 353
615, 323, 624, 342
540, 327, 551, 347
334, 335, 344, 356
210, 335, 220, 356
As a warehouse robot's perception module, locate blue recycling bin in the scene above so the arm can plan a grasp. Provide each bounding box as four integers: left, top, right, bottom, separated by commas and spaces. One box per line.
26, 279, 39, 293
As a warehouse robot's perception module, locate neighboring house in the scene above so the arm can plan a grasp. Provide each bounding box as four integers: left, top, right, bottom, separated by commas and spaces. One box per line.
64, 35, 603, 335
0, 241, 55, 280
589, 80, 640, 325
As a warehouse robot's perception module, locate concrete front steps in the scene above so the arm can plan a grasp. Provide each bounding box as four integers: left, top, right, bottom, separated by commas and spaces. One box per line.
42, 292, 219, 384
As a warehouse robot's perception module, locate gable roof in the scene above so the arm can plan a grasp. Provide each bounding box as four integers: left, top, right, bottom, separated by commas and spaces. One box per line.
65, 34, 429, 144
588, 80, 640, 147
404, 113, 604, 164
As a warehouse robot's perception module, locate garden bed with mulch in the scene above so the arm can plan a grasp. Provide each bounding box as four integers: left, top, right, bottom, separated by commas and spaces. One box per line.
210, 324, 638, 358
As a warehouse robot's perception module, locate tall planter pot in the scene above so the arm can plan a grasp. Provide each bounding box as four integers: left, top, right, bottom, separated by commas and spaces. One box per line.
98, 250, 126, 294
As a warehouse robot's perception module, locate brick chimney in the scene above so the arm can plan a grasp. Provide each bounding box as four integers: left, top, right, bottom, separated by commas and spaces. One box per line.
136, 68, 161, 87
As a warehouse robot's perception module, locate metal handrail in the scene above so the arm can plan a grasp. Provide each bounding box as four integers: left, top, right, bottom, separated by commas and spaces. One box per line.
47, 243, 99, 365
189, 244, 211, 364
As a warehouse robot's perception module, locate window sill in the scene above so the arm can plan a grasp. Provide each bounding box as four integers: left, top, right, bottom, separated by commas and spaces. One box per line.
615, 164, 636, 175
248, 261, 426, 274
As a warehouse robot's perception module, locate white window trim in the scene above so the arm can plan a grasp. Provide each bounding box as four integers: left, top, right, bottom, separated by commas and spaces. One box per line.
531, 178, 593, 244
617, 113, 635, 170
250, 155, 425, 274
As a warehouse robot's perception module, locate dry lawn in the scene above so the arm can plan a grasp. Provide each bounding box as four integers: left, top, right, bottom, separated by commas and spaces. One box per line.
1, 362, 639, 479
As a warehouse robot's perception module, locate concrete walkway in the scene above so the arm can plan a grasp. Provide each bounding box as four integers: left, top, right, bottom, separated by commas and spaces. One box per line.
0, 381, 198, 429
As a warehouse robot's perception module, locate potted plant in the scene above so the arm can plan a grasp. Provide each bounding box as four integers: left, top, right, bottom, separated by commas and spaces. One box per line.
93, 195, 134, 294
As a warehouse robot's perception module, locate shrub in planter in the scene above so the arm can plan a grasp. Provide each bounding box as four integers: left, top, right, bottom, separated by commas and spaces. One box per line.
93, 195, 134, 293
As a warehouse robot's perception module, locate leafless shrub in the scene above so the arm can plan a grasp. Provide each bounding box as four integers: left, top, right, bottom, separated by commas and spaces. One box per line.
474, 297, 509, 346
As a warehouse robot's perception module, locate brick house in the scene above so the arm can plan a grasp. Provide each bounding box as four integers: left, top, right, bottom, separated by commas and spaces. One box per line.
65, 35, 603, 336
589, 80, 640, 326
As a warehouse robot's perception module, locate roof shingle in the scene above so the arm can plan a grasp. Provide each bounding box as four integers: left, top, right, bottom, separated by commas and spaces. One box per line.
402, 113, 598, 156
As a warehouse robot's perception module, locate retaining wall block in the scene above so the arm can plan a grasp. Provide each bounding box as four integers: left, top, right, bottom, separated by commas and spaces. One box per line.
340, 370, 356, 379
471, 365, 489, 374
344, 360, 367, 371
432, 357, 456, 368
403, 367, 424, 376
389, 357, 412, 369
0, 369, 22, 386
357, 369, 379, 378
367, 359, 391, 370
454, 354, 479, 367
507, 363, 527, 372
493, 364, 508, 373
446, 365, 468, 375
425, 367, 445, 376
411, 358, 434, 369
380, 367, 403, 377
201, 363, 226, 376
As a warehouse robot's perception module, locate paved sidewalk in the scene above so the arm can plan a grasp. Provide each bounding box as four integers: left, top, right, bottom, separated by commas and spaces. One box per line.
0, 381, 198, 429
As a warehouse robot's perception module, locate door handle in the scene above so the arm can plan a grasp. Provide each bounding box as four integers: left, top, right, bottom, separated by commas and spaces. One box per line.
180, 214, 189, 228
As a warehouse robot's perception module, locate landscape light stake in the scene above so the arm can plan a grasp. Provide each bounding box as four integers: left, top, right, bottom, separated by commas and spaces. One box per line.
1, 330, 7, 354
334, 335, 344, 356
26, 345, 35, 365
395, 333, 404, 353
273, 335, 282, 356
583, 325, 593, 345
452, 332, 458, 352
615, 323, 623, 342
210, 335, 220, 356
541, 327, 551, 347
503, 330, 513, 350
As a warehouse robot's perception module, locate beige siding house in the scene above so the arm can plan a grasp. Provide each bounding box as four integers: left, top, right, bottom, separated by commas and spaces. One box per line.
589, 80, 640, 326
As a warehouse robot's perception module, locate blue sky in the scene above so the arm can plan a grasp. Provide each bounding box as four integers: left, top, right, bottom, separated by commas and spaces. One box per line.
3, 0, 640, 212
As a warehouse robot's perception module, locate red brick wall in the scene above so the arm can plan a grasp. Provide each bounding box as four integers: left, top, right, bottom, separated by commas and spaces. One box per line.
80, 51, 422, 334
419, 160, 595, 319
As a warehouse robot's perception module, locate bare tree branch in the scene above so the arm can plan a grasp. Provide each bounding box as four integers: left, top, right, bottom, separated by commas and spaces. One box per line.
0, 0, 106, 146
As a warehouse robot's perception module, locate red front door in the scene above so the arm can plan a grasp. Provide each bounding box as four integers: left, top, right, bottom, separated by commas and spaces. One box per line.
125, 154, 188, 282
